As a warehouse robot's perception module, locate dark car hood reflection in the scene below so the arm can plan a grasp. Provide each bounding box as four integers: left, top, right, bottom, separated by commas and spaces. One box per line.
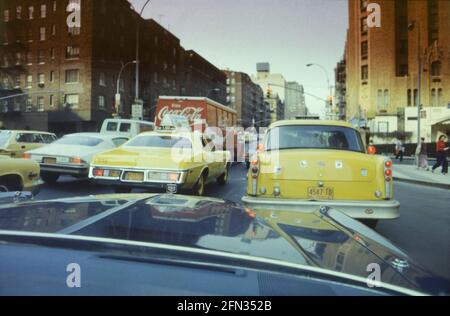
0, 194, 448, 294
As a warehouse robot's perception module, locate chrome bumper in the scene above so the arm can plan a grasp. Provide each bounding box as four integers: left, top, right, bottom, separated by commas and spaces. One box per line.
241, 196, 400, 220
24, 179, 43, 197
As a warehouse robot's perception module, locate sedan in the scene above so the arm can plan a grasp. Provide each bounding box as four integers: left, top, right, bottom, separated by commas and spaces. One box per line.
25, 133, 129, 184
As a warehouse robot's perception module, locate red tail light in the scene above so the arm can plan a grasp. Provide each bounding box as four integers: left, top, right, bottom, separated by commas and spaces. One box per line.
23, 153, 31, 159
385, 169, 392, 177
385, 161, 392, 168
93, 169, 104, 177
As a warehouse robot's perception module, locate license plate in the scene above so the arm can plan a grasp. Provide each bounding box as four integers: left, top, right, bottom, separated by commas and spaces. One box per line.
307, 187, 334, 200
57, 157, 70, 163
124, 172, 144, 181
43, 157, 57, 164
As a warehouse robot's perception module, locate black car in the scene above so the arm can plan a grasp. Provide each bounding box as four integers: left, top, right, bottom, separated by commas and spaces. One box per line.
0, 193, 448, 296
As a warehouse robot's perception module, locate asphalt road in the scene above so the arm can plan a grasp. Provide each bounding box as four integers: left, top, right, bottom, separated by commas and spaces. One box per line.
36, 163, 450, 280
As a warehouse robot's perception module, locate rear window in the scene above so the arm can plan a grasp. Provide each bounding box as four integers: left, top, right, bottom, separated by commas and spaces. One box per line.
106, 122, 118, 132
53, 136, 104, 147
0, 131, 11, 147
119, 123, 131, 132
126, 135, 192, 149
41, 134, 57, 144
266, 125, 364, 152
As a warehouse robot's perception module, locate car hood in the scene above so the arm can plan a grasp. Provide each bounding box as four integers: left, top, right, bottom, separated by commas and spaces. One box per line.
27, 144, 104, 161
0, 193, 447, 295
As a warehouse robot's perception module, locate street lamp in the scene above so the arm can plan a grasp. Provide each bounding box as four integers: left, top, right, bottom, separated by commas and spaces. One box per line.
115, 60, 137, 116
130, 0, 151, 102
306, 63, 333, 119
408, 20, 421, 144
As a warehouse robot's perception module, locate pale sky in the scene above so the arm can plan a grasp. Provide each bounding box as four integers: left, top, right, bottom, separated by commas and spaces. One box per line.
131, 0, 349, 116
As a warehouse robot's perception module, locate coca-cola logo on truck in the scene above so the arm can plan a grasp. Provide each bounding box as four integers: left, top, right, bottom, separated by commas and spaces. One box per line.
158, 105, 204, 124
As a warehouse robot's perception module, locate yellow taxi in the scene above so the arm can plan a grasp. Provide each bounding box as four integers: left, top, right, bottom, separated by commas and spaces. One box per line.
89, 129, 231, 195
0, 156, 42, 195
0, 130, 57, 158
242, 120, 400, 228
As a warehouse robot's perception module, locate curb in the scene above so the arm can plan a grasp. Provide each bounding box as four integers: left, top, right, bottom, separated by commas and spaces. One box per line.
394, 177, 450, 190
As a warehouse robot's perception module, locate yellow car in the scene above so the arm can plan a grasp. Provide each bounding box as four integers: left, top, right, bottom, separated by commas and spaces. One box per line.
0, 156, 42, 195
242, 120, 400, 228
89, 129, 231, 195
0, 130, 57, 158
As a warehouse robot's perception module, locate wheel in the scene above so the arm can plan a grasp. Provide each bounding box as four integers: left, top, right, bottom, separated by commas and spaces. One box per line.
0, 184, 9, 192
114, 187, 133, 194
359, 219, 378, 229
41, 172, 60, 185
217, 165, 230, 185
193, 173, 206, 196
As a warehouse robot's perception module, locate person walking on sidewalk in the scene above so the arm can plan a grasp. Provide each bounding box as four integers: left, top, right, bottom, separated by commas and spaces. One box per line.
416, 138, 429, 170
395, 139, 404, 163
432, 135, 449, 175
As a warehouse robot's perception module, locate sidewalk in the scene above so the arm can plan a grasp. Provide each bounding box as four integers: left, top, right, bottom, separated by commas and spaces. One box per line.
393, 164, 450, 189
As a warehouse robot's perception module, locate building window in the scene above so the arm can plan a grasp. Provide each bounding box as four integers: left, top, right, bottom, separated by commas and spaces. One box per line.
66, 45, 80, 59
431, 88, 437, 107
38, 50, 45, 64
50, 48, 55, 59
26, 52, 33, 65
361, 65, 368, 81
377, 90, 383, 109
15, 52, 22, 65
98, 95, 106, 109
413, 89, 418, 107
172, 64, 176, 74
361, 17, 368, 34
49, 95, 55, 108
407, 89, 412, 106
99, 72, 106, 86
40, 27, 46, 41
16, 6, 22, 20
26, 97, 32, 112
65, 69, 79, 83
4, 10, 10, 22
65, 94, 79, 109
437, 88, 443, 107
50, 71, 55, 82
40, 4, 46, 18
428, 0, 439, 45
431, 61, 442, 76
26, 75, 33, 88
38, 73, 45, 85
14, 76, 21, 88
28, 29, 33, 42
383, 89, 389, 109
52, 24, 56, 36
28, 6, 34, 19
361, 41, 368, 59
154, 72, 158, 83
37, 97, 44, 112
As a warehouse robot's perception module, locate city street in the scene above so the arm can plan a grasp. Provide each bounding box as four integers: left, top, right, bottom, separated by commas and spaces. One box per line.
35, 163, 450, 281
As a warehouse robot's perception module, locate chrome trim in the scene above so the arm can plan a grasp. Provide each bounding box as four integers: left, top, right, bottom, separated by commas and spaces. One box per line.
0, 230, 426, 296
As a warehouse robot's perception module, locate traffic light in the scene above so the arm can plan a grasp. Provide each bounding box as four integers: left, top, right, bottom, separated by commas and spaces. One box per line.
327, 96, 333, 106
266, 88, 272, 99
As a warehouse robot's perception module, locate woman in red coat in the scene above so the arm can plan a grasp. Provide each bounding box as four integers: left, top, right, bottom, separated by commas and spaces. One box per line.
432, 135, 449, 175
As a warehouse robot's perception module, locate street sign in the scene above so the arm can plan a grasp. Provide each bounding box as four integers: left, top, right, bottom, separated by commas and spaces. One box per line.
132, 102, 144, 120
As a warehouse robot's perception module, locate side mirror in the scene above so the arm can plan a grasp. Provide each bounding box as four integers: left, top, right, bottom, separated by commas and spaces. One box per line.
368, 145, 377, 155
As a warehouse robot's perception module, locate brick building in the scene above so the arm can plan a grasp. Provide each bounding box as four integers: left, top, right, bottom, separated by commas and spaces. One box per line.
345, 0, 450, 143
0, 0, 227, 134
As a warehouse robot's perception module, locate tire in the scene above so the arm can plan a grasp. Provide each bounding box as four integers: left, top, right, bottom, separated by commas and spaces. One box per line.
114, 187, 133, 194
359, 219, 378, 229
217, 165, 230, 185
193, 173, 206, 196
41, 172, 60, 185
0, 184, 9, 192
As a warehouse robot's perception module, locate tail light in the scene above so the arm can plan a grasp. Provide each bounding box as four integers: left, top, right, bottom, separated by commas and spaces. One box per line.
168, 173, 179, 182
70, 157, 83, 164
93, 168, 104, 177
250, 159, 259, 196
384, 160, 392, 199
23, 153, 31, 159
385, 169, 392, 177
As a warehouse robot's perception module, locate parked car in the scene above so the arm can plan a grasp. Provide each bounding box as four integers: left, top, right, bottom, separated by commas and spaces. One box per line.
0, 193, 447, 296
100, 119, 155, 138
24, 133, 129, 184
89, 129, 231, 195
0, 156, 41, 195
242, 120, 400, 228
0, 130, 57, 158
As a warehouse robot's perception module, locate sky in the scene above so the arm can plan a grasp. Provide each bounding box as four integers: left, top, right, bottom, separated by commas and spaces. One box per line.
131, 0, 349, 116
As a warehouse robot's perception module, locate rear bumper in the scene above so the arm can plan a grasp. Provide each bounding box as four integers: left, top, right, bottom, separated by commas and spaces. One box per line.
40, 164, 89, 176
241, 196, 400, 220
91, 179, 192, 192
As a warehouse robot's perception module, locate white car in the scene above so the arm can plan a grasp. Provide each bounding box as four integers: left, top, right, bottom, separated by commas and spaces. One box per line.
25, 133, 129, 184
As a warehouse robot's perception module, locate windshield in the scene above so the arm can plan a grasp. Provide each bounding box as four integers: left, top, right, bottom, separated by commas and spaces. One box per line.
53, 136, 104, 147
125, 135, 192, 149
0, 131, 11, 147
266, 125, 364, 152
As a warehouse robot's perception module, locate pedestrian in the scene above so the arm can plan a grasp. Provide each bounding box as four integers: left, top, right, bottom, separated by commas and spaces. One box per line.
416, 137, 429, 171
395, 139, 404, 162
431, 135, 449, 175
